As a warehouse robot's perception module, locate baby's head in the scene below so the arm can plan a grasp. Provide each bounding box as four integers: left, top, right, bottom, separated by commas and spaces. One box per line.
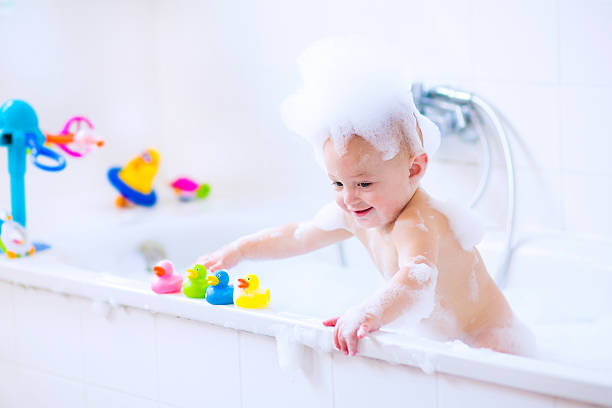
322, 121, 428, 228
282, 36, 440, 228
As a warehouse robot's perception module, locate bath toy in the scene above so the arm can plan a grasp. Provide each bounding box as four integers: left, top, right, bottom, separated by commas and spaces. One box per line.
0, 212, 35, 258
183, 264, 209, 298
107, 148, 160, 208
1, 99, 67, 227
205, 270, 234, 305
170, 177, 211, 202
234, 274, 270, 309
151, 259, 183, 294
45, 116, 104, 158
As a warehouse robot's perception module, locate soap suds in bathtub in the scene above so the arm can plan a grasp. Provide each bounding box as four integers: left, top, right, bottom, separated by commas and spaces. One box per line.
294, 201, 350, 240
428, 198, 484, 251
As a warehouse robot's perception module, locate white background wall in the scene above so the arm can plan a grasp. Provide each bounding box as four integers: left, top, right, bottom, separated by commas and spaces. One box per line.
1, 0, 611, 240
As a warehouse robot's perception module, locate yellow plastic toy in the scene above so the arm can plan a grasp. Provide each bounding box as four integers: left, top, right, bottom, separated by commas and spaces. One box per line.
107, 148, 161, 207
234, 274, 270, 309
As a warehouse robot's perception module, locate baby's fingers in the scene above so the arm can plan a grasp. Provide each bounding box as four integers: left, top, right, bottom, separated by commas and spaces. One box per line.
195, 254, 212, 265
347, 332, 359, 356
338, 328, 349, 356
332, 323, 341, 352
322, 317, 339, 327
357, 324, 369, 339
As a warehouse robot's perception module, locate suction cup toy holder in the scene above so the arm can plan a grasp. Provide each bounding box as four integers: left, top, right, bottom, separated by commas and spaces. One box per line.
0, 99, 66, 229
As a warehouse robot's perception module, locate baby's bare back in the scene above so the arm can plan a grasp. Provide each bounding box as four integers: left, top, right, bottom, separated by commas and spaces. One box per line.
351, 190, 515, 344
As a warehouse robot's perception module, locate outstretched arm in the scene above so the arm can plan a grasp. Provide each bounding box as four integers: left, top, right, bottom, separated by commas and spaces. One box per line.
198, 220, 352, 272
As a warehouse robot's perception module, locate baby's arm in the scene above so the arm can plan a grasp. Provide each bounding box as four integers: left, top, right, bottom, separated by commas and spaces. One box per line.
325, 215, 439, 356
198, 218, 352, 272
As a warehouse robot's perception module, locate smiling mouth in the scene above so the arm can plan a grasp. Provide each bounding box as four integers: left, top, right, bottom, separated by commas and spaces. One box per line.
352, 207, 373, 217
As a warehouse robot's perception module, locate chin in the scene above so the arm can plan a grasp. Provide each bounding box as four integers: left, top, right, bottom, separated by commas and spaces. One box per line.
354, 216, 384, 229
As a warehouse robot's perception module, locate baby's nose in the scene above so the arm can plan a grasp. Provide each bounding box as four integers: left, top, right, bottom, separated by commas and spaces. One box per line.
343, 189, 361, 206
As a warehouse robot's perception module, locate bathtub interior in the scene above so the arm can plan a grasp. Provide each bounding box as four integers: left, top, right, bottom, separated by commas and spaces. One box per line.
12, 198, 612, 376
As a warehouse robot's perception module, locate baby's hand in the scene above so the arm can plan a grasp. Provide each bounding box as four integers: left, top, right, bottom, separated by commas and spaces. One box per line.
196, 243, 243, 273
323, 306, 382, 356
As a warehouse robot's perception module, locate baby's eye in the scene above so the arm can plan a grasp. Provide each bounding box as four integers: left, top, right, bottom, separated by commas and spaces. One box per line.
332, 181, 343, 188
358, 182, 371, 188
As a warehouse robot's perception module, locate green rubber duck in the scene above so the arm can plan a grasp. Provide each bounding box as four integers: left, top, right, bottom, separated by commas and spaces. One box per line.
183, 264, 209, 298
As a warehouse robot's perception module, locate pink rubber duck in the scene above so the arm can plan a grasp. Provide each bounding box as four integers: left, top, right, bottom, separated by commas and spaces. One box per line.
151, 260, 183, 294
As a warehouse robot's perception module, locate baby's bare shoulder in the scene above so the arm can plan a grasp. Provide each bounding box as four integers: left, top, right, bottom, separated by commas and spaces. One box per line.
393, 194, 441, 232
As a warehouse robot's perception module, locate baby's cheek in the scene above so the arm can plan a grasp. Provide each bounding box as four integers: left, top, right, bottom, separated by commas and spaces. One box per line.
334, 195, 347, 212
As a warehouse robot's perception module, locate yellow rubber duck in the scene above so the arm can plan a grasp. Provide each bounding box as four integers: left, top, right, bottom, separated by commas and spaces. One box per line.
234, 274, 270, 309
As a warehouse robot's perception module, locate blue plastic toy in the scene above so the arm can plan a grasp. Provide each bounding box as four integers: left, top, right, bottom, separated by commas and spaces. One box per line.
107, 149, 160, 208
0, 100, 66, 228
205, 270, 234, 305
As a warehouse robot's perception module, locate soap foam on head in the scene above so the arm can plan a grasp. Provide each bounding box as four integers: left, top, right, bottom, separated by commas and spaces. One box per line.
281, 36, 440, 162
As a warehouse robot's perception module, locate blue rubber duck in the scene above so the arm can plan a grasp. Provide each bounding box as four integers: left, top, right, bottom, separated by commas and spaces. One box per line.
205, 270, 234, 305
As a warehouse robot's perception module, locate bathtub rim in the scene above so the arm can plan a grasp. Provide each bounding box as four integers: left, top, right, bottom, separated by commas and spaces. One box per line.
1, 257, 611, 407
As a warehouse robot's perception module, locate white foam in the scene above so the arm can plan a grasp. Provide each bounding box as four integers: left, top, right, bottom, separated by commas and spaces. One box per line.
429, 198, 485, 251
294, 201, 351, 240
281, 36, 440, 162
312, 201, 350, 232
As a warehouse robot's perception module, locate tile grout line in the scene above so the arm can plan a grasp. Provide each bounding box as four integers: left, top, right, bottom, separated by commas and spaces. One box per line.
153, 314, 161, 405
556, 0, 567, 233
330, 352, 336, 408
237, 331, 244, 408
78, 295, 87, 407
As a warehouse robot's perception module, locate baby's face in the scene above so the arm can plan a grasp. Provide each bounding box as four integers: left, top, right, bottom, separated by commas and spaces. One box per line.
323, 135, 414, 229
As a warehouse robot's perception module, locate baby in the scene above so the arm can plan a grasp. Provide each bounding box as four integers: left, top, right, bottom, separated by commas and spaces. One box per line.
198, 38, 534, 357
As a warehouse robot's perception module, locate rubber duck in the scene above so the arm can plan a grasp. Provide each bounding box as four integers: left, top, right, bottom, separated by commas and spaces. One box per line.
183, 264, 209, 299
150, 260, 183, 294
205, 270, 234, 305
0, 213, 35, 259
107, 148, 160, 208
170, 177, 211, 202
234, 274, 270, 309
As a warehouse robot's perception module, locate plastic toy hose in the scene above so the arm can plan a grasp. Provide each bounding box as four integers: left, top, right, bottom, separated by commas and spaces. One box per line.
0, 99, 66, 227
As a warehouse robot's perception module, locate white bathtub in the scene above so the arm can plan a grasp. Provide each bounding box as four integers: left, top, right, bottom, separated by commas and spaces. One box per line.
0, 199, 611, 408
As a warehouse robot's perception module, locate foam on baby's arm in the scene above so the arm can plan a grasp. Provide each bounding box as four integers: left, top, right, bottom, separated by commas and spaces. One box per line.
354, 258, 439, 333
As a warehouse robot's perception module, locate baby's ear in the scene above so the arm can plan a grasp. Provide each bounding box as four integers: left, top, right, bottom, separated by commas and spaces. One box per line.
409, 153, 428, 179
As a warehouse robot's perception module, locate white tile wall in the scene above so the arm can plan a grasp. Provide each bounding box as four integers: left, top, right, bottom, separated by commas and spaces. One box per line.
156, 314, 241, 408
0, 361, 18, 408
468, 0, 559, 83
86, 385, 158, 408
239, 332, 334, 408
438, 373, 555, 408
82, 304, 157, 399
555, 396, 604, 408
561, 86, 612, 176
515, 167, 564, 232
563, 171, 611, 236
0, 282, 15, 362
14, 366, 86, 408
559, 0, 612, 86
333, 354, 437, 408
13, 287, 84, 380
